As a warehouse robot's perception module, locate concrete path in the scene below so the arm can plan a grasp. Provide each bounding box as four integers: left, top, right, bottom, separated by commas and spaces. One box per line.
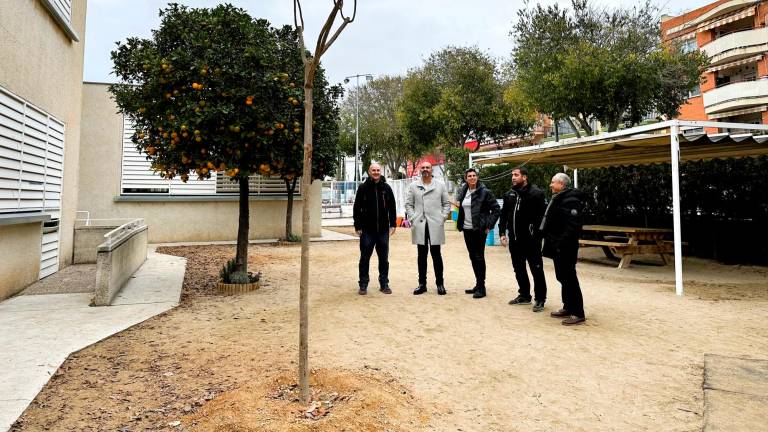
0, 248, 185, 432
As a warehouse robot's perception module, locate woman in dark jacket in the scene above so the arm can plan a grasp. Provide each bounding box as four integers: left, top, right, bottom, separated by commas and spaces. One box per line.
454, 168, 500, 298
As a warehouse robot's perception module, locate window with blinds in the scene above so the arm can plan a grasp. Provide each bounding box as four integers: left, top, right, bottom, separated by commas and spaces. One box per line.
0, 86, 65, 218
120, 117, 216, 195
48, 0, 72, 22
121, 116, 298, 196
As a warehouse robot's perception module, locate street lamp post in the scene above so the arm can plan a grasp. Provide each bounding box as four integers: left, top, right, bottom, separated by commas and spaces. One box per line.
344, 73, 373, 181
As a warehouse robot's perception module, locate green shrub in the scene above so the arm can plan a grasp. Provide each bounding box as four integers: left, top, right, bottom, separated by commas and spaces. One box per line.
220, 258, 260, 284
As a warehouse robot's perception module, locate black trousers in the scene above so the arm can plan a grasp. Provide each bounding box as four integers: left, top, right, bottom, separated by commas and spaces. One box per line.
462, 229, 487, 288
358, 230, 389, 288
553, 249, 584, 318
509, 237, 547, 302
417, 223, 443, 285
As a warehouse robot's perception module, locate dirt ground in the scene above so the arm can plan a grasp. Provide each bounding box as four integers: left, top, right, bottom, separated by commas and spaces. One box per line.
12, 225, 768, 431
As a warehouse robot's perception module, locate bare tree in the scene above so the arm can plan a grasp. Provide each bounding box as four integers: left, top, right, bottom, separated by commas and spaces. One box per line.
293, 0, 357, 405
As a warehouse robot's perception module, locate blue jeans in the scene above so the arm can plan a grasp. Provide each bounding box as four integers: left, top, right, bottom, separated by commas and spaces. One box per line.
358, 230, 390, 289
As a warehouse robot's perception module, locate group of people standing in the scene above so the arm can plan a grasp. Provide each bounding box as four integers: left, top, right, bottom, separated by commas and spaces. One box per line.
352, 161, 587, 326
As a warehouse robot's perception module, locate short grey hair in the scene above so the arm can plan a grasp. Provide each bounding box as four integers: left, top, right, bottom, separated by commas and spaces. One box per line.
553, 172, 571, 187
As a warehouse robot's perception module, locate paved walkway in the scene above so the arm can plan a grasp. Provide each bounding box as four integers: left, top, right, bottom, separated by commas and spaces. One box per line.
0, 248, 185, 431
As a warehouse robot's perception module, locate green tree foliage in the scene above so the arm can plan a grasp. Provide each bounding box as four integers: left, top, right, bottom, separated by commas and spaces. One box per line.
109, 4, 301, 274
338, 75, 431, 178
271, 26, 342, 238
401, 46, 536, 150
511, 0, 708, 134
577, 157, 768, 264
477, 163, 560, 199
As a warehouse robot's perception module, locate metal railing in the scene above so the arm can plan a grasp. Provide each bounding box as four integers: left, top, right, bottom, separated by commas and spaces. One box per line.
102, 218, 146, 249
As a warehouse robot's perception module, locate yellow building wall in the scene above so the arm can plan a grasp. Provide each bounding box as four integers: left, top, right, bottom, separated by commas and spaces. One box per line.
0, 223, 43, 299
0, 1, 87, 297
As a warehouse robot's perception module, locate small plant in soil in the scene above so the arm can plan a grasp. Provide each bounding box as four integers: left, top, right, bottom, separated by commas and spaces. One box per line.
220, 258, 260, 284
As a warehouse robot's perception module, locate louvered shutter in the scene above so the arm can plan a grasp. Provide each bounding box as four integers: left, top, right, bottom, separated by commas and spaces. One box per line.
120, 116, 216, 194
0, 86, 65, 216
120, 118, 168, 193
0, 85, 65, 279
50, 0, 73, 22
215, 173, 299, 196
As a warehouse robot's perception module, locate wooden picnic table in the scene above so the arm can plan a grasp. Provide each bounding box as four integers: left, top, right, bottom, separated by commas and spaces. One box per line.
579, 225, 673, 269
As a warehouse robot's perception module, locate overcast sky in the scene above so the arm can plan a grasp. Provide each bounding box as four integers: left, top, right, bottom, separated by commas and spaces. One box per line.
84, 0, 708, 87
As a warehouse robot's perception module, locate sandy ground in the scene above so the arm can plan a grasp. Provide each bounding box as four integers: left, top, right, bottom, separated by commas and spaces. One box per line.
12, 225, 768, 431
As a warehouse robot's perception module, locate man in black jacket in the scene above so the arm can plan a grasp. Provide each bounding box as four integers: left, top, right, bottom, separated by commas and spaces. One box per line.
541, 173, 586, 326
353, 163, 397, 295
498, 166, 548, 312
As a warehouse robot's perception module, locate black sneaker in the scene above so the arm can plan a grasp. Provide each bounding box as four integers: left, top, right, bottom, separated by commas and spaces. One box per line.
379, 285, 392, 294
413, 285, 427, 295
508, 296, 532, 305
464, 286, 476, 294
436, 285, 447, 295
532, 301, 545, 312
358, 286, 368, 295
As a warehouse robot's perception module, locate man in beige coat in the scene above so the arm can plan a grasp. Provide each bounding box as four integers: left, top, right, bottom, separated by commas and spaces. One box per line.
405, 162, 451, 295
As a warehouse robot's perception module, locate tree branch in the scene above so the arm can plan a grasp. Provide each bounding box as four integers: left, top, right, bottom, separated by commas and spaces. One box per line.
337, 0, 357, 22
293, 0, 304, 30
314, 4, 340, 61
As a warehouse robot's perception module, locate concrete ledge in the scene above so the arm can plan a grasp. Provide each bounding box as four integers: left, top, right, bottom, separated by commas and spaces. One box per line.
0, 212, 50, 226
114, 194, 304, 202
92, 227, 149, 306
73, 226, 115, 264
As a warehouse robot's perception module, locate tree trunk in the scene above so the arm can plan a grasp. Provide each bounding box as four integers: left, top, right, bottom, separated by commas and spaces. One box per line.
298, 83, 314, 405
575, 114, 594, 136
284, 177, 297, 239
235, 176, 249, 273
566, 117, 582, 139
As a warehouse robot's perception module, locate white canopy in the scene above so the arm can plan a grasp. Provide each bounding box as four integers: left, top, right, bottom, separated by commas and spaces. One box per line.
469, 120, 768, 295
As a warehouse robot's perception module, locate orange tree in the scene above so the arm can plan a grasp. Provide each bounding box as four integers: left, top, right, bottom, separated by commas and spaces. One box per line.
109, 4, 301, 277
271, 26, 342, 239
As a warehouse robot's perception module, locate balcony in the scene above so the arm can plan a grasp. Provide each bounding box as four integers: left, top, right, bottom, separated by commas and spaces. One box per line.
703, 27, 768, 65
703, 78, 768, 114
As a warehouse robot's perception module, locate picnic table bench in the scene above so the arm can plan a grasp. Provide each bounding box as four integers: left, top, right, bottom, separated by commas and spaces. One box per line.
579, 225, 673, 268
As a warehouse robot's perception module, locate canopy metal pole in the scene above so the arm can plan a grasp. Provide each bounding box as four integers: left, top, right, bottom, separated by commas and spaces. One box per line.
573, 168, 578, 188
670, 123, 684, 296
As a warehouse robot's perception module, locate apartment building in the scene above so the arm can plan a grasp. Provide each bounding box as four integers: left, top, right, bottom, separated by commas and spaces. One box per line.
661, 0, 768, 128
0, 1, 87, 299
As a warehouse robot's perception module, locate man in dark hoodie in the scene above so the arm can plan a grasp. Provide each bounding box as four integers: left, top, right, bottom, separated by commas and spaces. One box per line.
541, 173, 586, 326
353, 163, 397, 295
498, 166, 548, 312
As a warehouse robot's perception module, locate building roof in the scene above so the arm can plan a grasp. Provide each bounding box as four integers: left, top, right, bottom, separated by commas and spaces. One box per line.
469, 120, 768, 169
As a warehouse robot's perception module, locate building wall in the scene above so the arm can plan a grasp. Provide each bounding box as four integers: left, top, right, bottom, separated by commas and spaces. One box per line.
0, 0, 87, 298
0, 223, 44, 299
78, 83, 321, 243
661, 0, 768, 130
